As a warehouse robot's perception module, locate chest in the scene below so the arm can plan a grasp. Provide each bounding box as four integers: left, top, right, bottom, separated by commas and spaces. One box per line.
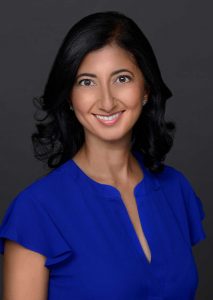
47, 181, 199, 299
117, 185, 152, 263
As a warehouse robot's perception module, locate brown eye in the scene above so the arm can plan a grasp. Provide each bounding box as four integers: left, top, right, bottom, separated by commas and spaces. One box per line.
78, 79, 95, 86
116, 75, 131, 83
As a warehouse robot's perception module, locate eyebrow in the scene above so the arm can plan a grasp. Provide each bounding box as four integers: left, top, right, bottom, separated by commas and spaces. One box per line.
75, 68, 134, 80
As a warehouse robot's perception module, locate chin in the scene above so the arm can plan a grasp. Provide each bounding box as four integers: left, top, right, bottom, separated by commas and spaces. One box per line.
94, 131, 132, 144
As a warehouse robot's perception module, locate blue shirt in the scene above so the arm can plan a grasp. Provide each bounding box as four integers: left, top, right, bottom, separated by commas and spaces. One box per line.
0, 150, 206, 299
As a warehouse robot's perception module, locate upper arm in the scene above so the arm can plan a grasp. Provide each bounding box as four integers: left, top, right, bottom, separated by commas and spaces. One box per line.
2, 239, 49, 300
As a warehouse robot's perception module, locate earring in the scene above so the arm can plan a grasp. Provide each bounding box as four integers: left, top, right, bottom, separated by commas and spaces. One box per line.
143, 99, 148, 106
69, 105, 74, 111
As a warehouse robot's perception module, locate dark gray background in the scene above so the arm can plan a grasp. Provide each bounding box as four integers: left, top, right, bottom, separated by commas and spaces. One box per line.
0, 0, 212, 298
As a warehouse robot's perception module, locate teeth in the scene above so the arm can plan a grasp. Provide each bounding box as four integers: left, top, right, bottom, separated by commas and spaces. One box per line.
95, 112, 121, 121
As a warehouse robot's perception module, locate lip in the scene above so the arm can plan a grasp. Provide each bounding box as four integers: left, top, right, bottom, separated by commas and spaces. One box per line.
93, 110, 125, 126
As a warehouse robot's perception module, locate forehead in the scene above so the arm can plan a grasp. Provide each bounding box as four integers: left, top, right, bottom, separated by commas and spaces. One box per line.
76, 43, 139, 72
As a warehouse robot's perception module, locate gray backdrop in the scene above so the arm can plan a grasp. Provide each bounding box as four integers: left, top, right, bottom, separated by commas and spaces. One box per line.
0, 0, 212, 298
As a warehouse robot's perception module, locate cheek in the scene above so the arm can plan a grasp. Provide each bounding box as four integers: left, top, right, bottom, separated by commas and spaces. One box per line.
71, 89, 95, 112
116, 85, 143, 108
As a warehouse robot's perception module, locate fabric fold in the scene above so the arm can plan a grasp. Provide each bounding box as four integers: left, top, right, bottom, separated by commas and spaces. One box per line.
0, 190, 74, 269
178, 171, 206, 246
45, 250, 73, 268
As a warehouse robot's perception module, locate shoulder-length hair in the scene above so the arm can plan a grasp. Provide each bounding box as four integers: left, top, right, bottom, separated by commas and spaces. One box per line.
32, 11, 176, 172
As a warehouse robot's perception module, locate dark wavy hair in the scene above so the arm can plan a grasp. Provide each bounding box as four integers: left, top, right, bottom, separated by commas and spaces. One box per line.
32, 11, 176, 173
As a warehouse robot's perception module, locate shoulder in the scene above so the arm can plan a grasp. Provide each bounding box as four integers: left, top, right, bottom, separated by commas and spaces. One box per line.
15, 159, 77, 206
154, 163, 186, 185
0, 162, 73, 265
152, 163, 198, 197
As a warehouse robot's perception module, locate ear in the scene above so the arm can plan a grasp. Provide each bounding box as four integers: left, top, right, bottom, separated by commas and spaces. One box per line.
142, 86, 150, 106
144, 85, 150, 101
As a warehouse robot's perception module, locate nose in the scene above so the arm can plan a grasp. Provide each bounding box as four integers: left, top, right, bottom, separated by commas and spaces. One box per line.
98, 82, 117, 112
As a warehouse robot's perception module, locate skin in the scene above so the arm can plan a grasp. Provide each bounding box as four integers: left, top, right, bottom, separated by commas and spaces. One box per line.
2, 43, 151, 299
70, 42, 149, 185
3, 240, 49, 299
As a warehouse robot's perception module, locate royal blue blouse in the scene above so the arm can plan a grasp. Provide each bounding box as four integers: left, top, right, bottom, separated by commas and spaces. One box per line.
0, 150, 206, 299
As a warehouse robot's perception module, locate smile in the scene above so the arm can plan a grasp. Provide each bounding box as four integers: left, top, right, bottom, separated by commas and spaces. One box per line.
93, 111, 124, 125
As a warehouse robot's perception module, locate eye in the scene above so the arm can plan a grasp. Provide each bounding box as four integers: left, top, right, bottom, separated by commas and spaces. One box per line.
78, 79, 95, 86
116, 75, 132, 84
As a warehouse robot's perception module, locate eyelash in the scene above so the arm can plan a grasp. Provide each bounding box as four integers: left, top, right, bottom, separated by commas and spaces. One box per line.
77, 75, 132, 86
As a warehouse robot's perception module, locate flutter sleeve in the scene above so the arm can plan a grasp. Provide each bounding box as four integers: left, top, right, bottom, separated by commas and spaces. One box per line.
0, 190, 73, 269
178, 171, 206, 246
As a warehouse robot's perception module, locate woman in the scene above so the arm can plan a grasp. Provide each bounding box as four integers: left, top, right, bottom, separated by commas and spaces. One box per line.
0, 11, 206, 300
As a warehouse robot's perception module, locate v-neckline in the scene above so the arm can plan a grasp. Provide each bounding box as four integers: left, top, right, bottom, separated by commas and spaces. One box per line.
69, 149, 153, 265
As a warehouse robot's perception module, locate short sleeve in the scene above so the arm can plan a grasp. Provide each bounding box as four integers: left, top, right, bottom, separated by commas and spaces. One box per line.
178, 171, 206, 246
0, 190, 73, 269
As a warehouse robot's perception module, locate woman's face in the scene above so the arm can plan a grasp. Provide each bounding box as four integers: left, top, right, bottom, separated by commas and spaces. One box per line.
70, 43, 149, 145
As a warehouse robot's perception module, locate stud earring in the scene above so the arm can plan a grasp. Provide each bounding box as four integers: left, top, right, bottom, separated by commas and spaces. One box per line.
69, 105, 74, 111
143, 99, 148, 106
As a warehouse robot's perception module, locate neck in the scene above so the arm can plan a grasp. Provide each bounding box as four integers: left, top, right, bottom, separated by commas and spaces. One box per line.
74, 135, 137, 184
